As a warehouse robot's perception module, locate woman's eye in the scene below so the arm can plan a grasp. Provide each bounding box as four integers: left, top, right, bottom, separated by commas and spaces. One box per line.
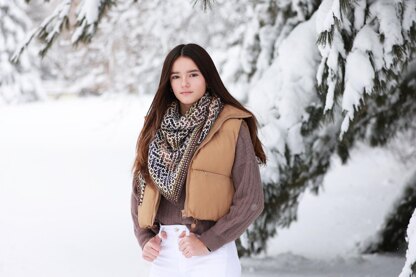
171, 75, 179, 80
190, 73, 198, 77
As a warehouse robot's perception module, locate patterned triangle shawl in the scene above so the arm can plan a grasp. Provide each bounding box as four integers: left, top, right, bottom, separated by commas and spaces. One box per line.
137, 92, 223, 204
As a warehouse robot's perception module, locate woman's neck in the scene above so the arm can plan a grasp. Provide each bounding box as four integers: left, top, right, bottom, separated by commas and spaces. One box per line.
179, 103, 191, 116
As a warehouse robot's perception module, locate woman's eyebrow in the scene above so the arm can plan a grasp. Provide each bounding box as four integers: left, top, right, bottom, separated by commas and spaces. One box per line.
171, 69, 200, 75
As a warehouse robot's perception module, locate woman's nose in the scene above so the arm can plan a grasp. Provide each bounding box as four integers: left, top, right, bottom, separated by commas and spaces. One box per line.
181, 76, 189, 87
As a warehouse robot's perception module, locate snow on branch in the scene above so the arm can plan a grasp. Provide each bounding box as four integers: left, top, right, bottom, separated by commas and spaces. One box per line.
12, 0, 114, 62
11, 0, 71, 62
316, 0, 350, 115
400, 203, 416, 277
315, 0, 416, 140
247, 13, 320, 184
71, 0, 114, 44
402, 0, 416, 47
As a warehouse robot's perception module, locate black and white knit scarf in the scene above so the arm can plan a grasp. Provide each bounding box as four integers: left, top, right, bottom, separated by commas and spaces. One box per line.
137, 93, 223, 204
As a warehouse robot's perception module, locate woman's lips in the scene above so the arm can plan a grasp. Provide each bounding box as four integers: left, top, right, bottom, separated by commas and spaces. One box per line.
181, 91, 192, 94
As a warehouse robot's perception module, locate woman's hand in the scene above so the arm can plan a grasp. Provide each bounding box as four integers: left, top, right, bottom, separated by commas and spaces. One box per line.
142, 231, 167, 262
178, 231, 210, 258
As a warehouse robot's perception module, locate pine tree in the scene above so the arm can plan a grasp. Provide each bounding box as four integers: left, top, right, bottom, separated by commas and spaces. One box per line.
241, 0, 416, 255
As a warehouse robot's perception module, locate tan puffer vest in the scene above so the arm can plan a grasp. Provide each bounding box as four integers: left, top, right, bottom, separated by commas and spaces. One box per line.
138, 104, 252, 228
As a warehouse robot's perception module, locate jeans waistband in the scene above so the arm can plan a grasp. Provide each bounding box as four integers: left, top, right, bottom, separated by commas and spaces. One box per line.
159, 224, 190, 237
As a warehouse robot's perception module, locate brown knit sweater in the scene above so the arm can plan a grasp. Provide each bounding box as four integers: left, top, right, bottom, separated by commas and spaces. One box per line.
130, 122, 264, 252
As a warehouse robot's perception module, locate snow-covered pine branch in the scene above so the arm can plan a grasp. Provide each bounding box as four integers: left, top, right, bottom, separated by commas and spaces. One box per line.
71, 0, 114, 44
12, 0, 114, 61
12, 0, 71, 61
218, 0, 320, 103
316, 0, 349, 116
316, 0, 416, 139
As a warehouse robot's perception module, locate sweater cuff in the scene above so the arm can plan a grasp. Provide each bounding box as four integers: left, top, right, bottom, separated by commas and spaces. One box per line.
138, 229, 156, 250
199, 229, 228, 252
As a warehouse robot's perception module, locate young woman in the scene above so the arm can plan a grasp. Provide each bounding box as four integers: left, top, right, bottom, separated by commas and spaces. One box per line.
131, 43, 266, 277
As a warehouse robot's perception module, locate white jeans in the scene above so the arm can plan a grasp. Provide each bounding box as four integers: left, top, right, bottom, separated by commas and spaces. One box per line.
149, 225, 241, 277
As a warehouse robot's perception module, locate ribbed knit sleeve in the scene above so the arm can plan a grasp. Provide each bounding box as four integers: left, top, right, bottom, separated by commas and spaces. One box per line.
198, 122, 264, 251
131, 180, 157, 249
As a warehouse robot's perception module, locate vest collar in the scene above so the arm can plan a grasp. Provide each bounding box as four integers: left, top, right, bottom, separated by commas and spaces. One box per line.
197, 104, 252, 150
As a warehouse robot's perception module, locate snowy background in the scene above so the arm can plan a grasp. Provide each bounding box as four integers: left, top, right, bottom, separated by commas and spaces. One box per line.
1, 0, 416, 276
0, 95, 411, 276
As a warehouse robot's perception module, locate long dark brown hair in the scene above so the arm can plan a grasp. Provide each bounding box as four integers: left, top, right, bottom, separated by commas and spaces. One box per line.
132, 43, 266, 180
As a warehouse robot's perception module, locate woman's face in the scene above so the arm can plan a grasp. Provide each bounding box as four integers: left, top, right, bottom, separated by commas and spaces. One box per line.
170, 56, 207, 115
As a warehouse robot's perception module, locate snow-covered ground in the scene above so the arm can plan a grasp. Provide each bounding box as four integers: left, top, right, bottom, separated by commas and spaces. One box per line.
241, 254, 404, 277
269, 141, 414, 259
0, 96, 407, 276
